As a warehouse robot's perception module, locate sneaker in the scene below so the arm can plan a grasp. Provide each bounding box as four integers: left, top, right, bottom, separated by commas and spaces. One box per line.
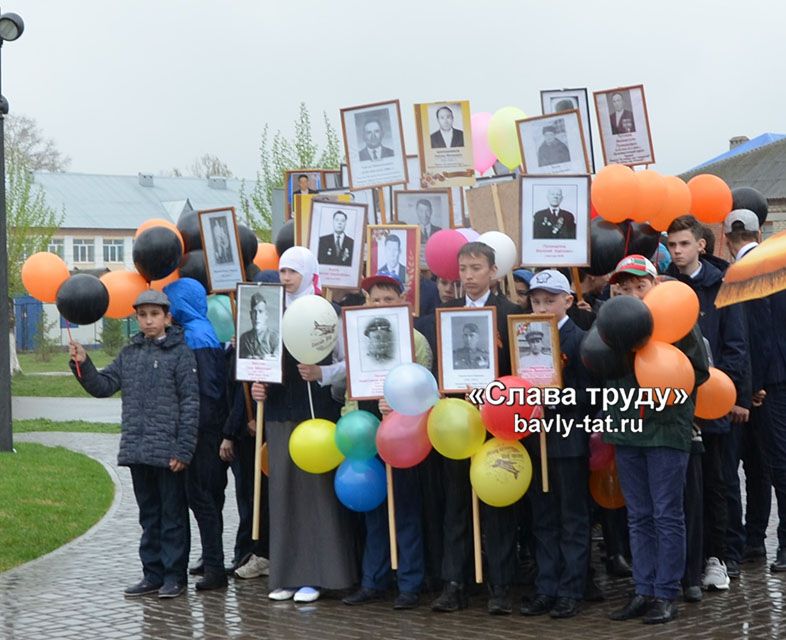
268, 588, 296, 601
293, 587, 321, 603
124, 578, 162, 597
235, 554, 270, 579
702, 557, 730, 591
158, 582, 186, 599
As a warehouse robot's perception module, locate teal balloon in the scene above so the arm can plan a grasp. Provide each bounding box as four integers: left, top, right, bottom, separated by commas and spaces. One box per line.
207, 294, 234, 342
334, 458, 387, 512
335, 410, 380, 460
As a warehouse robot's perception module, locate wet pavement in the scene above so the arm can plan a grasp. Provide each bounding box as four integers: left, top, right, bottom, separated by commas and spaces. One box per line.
1, 432, 783, 640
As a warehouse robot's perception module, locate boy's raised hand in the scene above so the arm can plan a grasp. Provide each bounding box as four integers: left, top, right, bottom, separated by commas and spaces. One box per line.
69, 340, 87, 364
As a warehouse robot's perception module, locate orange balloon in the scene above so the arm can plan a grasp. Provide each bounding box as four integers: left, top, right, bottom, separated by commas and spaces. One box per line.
650, 176, 691, 231
687, 174, 732, 223
100, 270, 149, 319
254, 242, 279, 271
591, 164, 639, 223
260, 442, 269, 477
634, 341, 695, 405
22, 252, 70, 303
643, 280, 700, 343
631, 170, 667, 223
135, 218, 185, 253
695, 367, 736, 419
589, 462, 625, 509
151, 269, 180, 292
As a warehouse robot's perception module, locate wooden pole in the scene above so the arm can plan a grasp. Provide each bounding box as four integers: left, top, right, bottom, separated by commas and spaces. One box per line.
472, 488, 483, 583
252, 400, 264, 540
490, 184, 517, 300
386, 463, 398, 570
376, 187, 387, 224
539, 430, 549, 493
571, 267, 584, 304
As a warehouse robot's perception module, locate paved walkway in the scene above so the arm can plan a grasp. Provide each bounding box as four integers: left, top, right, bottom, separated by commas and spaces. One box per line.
1, 432, 784, 639
12, 397, 121, 423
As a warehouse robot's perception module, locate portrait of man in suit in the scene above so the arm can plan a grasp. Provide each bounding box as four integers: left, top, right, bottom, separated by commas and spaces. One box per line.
609, 92, 636, 135
238, 292, 279, 360
416, 198, 442, 241
533, 188, 577, 240
452, 322, 489, 370
537, 125, 571, 167
317, 210, 354, 266
290, 173, 319, 202
358, 117, 395, 162
376, 234, 407, 283
430, 105, 465, 149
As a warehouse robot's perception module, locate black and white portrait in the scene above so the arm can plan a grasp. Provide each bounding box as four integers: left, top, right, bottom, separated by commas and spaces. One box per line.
236, 283, 284, 383
210, 217, 233, 264
198, 208, 245, 292
394, 190, 452, 241
437, 307, 498, 393
309, 200, 366, 289
451, 316, 490, 370
509, 315, 562, 388
428, 103, 465, 149
517, 111, 589, 175
540, 88, 595, 173
367, 224, 420, 314
415, 101, 475, 188
607, 91, 636, 134
356, 109, 395, 162
533, 187, 577, 240
593, 85, 655, 167
537, 119, 571, 167
317, 209, 355, 266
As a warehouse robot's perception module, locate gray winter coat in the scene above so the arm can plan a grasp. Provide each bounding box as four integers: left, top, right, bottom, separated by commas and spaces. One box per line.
71, 326, 200, 468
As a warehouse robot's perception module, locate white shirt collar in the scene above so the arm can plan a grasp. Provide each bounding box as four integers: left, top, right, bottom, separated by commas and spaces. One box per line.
690, 263, 703, 279
735, 242, 758, 262
465, 289, 491, 308
440, 129, 454, 147
557, 316, 569, 330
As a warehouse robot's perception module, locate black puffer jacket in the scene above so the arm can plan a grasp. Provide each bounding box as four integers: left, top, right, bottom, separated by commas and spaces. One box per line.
72, 326, 200, 468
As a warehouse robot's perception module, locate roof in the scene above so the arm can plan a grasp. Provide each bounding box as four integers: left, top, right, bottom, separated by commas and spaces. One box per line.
680, 135, 786, 199
688, 133, 786, 172
32, 172, 253, 230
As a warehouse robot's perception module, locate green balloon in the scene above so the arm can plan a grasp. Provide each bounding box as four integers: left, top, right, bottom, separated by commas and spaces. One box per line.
207, 294, 234, 342
335, 410, 381, 460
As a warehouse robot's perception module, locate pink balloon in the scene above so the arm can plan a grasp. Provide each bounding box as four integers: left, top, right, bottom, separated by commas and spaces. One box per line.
589, 433, 615, 471
376, 410, 432, 469
425, 229, 467, 280
471, 112, 496, 175
457, 227, 480, 242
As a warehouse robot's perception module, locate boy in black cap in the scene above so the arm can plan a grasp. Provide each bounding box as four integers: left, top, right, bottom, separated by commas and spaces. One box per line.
69, 289, 200, 599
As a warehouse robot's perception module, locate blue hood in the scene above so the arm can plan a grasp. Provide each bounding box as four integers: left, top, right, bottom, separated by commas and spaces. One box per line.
164, 278, 220, 350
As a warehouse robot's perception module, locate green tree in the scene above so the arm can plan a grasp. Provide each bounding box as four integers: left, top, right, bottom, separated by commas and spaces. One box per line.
101, 318, 126, 357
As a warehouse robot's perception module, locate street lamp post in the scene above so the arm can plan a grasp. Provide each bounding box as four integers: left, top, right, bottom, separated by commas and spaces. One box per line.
0, 9, 24, 453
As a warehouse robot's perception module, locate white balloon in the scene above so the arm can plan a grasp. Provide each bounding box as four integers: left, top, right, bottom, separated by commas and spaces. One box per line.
477, 231, 517, 277
282, 295, 338, 364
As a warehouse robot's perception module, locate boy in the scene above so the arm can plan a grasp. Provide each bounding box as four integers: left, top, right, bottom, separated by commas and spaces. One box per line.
342, 274, 432, 610
605, 255, 709, 624
519, 269, 592, 619
666, 215, 750, 588
69, 289, 199, 598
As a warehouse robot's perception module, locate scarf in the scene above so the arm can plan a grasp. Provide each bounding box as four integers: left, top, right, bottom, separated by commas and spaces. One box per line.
279, 246, 320, 306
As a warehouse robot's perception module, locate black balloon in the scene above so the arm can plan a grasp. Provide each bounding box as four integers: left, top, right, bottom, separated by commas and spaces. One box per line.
133, 227, 182, 282
177, 211, 203, 253
589, 219, 627, 276
56, 274, 110, 325
275, 220, 294, 257
732, 187, 768, 227
244, 262, 261, 282
625, 222, 661, 259
580, 325, 633, 380
596, 296, 654, 352
238, 224, 259, 265
179, 250, 209, 291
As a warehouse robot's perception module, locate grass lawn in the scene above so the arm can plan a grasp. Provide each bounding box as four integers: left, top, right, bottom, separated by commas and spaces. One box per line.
0, 442, 115, 572
13, 419, 120, 434
11, 373, 99, 398
17, 350, 114, 374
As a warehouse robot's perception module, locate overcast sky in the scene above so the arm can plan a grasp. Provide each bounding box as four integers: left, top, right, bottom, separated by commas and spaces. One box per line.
6, 0, 783, 178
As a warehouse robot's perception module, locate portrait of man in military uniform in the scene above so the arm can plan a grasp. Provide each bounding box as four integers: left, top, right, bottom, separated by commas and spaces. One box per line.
533, 188, 577, 240
360, 316, 396, 371
452, 321, 490, 370
512, 319, 559, 387
238, 292, 280, 360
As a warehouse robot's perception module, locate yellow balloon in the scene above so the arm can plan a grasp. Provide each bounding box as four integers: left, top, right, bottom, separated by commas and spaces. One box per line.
470, 438, 532, 507
288, 418, 345, 474
487, 106, 527, 169
427, 398, 486, 460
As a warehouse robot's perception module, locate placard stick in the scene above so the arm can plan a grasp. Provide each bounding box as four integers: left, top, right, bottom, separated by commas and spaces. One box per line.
306, 381, 316, 419
539, 431, 549, 493
324, 288, 333, 303
376, 188, 387, 224
571, 267, 584, 304
472, 488, 483, 583
490, 184, 517, 298
386, 463, 399, 570
252, 399, 264, 540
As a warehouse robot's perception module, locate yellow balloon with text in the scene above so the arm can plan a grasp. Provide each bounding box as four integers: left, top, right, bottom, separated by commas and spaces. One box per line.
487, 106, 527, 169
470, 437, 533, 507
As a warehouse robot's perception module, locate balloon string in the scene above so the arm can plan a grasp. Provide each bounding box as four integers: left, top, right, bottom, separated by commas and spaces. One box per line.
306, 381, 315, 420
66, 321, 82, 379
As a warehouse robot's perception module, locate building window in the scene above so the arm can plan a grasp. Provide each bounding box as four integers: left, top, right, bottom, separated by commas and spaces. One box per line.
48, 239, 65, 259
73, 238, 95, 263
103, 239, 125, 263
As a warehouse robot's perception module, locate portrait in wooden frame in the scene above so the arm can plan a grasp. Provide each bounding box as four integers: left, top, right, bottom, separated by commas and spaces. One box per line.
540, 88, 596, 173
508, 314, 563, 389
197, 207, 246, 293
436, 306, 499, 394
366, 224, 421, 315
414, 100, 476, 188
235, 282, 284, 384
285, 169, 324, 219
517, 110, 590, 176
593, 84, 655, 167
308, 199, 367, 290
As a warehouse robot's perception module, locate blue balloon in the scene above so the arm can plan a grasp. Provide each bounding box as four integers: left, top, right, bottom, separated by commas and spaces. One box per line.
334, 458, 387, 512
335, 410, 380, 460
383, 363, 439, 416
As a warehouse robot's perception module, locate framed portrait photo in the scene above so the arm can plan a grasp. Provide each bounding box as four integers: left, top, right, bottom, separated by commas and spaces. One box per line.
593, 84, 655, 167
308, 199, 367, 289
508, 314, 562, 389
343, 304, 414, 400
198, 207, 246, 293
285, 169, 323, 219
517, 111, 589, 175
521, 174, 590, 267
340, 99, 408, 191
436, 307, 498, 394
414, 100, 475, 188
366, 224, 421, 314
540, 88, 595, 173
235, 283, 284, 384
393, 189, 452, 269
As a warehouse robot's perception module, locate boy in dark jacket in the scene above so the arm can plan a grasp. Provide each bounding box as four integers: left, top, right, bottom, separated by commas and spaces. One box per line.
69, 289, 199, 599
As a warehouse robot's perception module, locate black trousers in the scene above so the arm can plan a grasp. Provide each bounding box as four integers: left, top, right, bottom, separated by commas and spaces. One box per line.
683, 451, 704, 587
599, 505, 630, 559
418, 449, 445, 589
130, 464, 190, 585
230, 430, 270, 562
764, 383, 786, 546
702, 433, 728, 561
741, 406, 773, 547
186, 429, 226, 571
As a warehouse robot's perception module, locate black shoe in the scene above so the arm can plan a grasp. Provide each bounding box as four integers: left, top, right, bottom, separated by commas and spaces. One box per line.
726, 559, 741, 578
487, 584, 512, 615
188, 558, 204, 576
642, 598, 678, 624
343, 587, 385, 606
124, 579, 162, 597
431, 581, 468, 612
550, 597, 580, 619
683, 585, 703, 603
393, 592, 419, 610
609, 594, 652, 621
606, 554, 633, 578
195, 569, 228, 591
584, 577, 605, 602
158, 582, 187, 599
520, 594, 556, 616
771, 547, 786, 572
742, 544, 767, 562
